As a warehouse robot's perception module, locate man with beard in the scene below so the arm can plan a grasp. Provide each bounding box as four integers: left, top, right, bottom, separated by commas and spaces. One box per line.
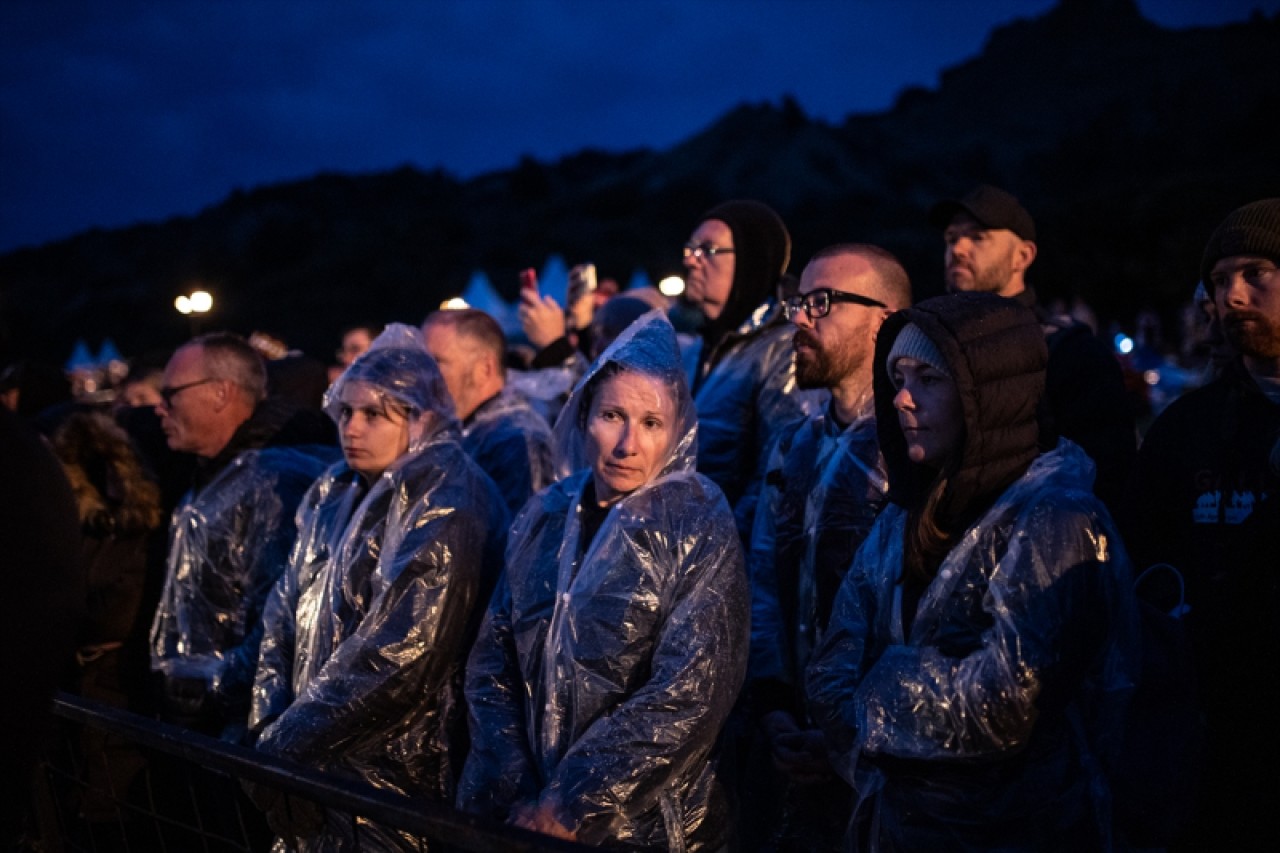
743, 244, 910, 850
929, 185, 1135, 509
1125, 198, 1280, 850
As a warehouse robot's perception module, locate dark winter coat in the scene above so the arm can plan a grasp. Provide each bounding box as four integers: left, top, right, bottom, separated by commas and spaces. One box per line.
807, 293, 1139, 852
1123, 357, 1280, 846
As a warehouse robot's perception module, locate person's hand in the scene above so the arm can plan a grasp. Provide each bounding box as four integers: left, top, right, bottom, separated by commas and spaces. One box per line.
761, 711, 832, 783
241, 778, 279, 816
519, 288, 567, 350
760, 709, 800, 741
510, 802, 577, 841
566, 264, 596, 332
772, 729, 833, 784
265, 793, 326, 840
163, 674, 209, 717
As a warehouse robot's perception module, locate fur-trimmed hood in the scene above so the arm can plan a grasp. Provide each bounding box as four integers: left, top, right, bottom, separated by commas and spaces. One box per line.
51, 410, 162, 536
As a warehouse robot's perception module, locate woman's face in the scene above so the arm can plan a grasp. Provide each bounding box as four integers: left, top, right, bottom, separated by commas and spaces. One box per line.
337, 381, 411, 481
585, 370, 678, 506
891, 356, 963, 468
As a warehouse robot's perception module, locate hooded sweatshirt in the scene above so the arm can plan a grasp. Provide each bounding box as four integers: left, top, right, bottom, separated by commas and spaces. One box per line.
687, 200, 824, 537
807, 293, 1139, 852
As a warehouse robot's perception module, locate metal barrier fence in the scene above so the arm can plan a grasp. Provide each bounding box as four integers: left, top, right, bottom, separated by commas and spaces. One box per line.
30, 692, 592, 852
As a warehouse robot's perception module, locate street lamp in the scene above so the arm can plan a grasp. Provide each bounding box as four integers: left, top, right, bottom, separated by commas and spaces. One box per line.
658, 276, 685, 297
176, 289, 214, 335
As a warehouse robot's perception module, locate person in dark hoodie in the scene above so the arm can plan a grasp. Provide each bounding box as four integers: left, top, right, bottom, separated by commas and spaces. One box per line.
1124, 198, 1280, 849
806, 293, 1139, 851
681, 200, 824, 538
149, 331, 335, 741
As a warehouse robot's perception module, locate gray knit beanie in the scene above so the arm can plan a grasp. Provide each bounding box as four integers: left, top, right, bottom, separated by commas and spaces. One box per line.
1201, 198, 1280, 289
887, 323, 950, 386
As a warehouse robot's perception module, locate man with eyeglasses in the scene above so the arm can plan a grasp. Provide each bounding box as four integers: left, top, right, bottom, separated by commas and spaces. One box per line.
929, 184, 1135, 510
150, 332, 334, 741
743, 244, 910, 849
681, 199, 823, 540
1123, 199, 1280, 849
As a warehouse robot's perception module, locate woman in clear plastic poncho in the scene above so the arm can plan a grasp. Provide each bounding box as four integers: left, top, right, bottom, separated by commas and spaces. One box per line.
805, 293, 1139, 851
458, 311, 749, 851
250, 324, 508, 851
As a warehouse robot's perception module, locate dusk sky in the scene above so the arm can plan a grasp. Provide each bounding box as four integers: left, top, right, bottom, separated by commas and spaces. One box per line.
2, 0, 1275, 254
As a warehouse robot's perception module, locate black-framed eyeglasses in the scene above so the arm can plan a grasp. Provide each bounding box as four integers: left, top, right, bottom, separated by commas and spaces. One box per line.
682, 242, 735, 261
158, 377, 217, 407
784, 288, 887, 321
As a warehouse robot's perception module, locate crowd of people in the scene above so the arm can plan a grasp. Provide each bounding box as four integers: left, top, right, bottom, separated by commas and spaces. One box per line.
3, 189, 1278, 852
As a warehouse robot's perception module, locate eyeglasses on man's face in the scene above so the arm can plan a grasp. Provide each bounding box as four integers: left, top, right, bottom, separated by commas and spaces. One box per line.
682, 242, 735, 262
158, 377, 217, 407
783, 287, 887, 321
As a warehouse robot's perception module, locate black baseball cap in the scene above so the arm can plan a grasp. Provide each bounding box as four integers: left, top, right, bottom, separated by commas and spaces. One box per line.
929, 184, 1036, 242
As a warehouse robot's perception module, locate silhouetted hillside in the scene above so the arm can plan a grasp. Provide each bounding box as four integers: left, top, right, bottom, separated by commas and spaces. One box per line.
2, 0, 1277, 364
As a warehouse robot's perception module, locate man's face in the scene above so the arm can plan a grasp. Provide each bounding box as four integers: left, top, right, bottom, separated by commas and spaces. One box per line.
682, 218, 736, 321
339, 329, 373, 367
943, 213, 1028, 297
119, 379, 163, 409
421, 321, 480, 419
791, 254, 885, 390
155, 345, 227, 457
1212, 254, 1280, 361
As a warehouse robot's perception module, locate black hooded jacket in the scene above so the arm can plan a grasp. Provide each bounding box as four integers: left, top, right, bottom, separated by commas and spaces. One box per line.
808, 293, 1139, 852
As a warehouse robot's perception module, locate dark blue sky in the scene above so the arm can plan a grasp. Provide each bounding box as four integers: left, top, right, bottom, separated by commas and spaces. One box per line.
1, 0, 1274, 253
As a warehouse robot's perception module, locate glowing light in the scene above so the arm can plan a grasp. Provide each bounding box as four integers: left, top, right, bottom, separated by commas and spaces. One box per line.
1114, 334, 1134, 355
174, 295, 192, 315
1143, 370, 1161, 386
189, 290, 213, 313
440, 297, 470, 310
658, 276, 685, 297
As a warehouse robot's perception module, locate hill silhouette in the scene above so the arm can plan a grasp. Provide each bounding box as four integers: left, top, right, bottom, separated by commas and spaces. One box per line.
2, 0, 1277, 364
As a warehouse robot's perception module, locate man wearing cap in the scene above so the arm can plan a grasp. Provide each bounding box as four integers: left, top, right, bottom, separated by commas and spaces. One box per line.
1125, 198, 1280, 849
929, 185, 1135, 508
682, 199, 824, 539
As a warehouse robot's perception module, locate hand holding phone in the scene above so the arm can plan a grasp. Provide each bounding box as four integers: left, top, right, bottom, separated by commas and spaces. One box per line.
519, 267, 539, 296
518, 267, 565, 348
567, 263, 597, 331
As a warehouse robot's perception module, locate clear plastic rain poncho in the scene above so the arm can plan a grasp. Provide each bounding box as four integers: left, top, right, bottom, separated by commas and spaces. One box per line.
460, 385, 555, 517
457, 311, 749, 851
747, 401, 888, 717
688, 303, 826, 539
150, 441, 331, 734
250, 324, 509, 850
805, 296, 1139, 851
